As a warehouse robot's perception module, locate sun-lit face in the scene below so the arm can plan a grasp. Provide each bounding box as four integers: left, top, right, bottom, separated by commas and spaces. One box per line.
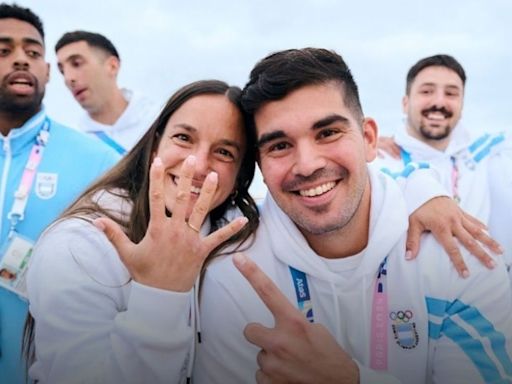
56, 40, 117, 114
403, 65, 464, 150
0, 18, 49, 114
255, 82, 377, 240
154, 93, 246, 219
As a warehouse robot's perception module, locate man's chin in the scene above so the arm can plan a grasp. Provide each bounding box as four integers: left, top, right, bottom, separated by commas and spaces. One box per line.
0, 93, 44, 115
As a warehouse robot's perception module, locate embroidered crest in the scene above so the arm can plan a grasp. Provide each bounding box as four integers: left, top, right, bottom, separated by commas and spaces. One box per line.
390, 310, 419, 349
35, 172, 58, 199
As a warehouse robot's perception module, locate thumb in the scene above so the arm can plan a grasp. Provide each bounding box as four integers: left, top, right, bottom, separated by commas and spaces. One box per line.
94, 217, 133, 266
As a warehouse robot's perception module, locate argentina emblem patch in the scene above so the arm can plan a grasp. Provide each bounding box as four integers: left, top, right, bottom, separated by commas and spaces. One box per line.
35, 172, 58, 199
390, 310, 419, 349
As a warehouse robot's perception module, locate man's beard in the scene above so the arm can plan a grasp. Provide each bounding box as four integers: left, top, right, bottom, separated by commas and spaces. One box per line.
0, 77, 44, 117
418, 105, 454, 141
419, 123, 452, 141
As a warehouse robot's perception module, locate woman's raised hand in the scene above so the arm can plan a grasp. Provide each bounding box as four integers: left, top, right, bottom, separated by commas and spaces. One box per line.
95, 155, 248, 292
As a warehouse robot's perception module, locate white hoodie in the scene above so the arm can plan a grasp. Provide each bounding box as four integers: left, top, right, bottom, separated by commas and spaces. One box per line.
195, 166, 512, 384
78, 88, 161, 153
375, 124, 512, 273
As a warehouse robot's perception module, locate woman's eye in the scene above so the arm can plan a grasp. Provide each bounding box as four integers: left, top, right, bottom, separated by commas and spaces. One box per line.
217, 148, 235, 160
173, 133, 190, 142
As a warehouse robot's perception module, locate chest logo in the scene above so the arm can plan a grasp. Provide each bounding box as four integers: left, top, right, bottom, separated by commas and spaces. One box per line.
35, 172, 58, 200
390, 310, 419, 349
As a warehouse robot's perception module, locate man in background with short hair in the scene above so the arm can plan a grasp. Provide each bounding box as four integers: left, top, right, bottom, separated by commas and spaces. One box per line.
0, 4, 119, 383
376, 54, 512, 276
55, 30, 160, 155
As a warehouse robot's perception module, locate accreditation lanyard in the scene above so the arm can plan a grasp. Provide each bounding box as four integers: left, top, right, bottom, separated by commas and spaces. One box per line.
289, 257, 389, 371
6, 119, 50, 238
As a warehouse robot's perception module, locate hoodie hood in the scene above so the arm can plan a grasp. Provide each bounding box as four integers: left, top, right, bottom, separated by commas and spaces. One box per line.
261, 164, 408, 284
396, 122, 472, 159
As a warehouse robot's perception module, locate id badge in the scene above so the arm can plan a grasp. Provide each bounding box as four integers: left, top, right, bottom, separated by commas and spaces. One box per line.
0, 233, 33, 299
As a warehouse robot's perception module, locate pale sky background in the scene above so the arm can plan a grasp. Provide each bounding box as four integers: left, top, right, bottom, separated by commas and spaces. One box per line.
17, 0, 512, 197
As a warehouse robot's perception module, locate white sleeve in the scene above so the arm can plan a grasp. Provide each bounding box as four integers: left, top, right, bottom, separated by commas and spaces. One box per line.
424, 243, 512, 383
488, 137, 512, 267
194, 266, 261, 384
27, 219, 192, 384
371, 162, 449, 214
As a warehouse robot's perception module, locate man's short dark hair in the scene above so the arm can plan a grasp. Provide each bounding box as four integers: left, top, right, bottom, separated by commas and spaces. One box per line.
241, 48, 364, 132
406, 54, 466, 94
55, 30, 120, 60
0, 3, 44, 40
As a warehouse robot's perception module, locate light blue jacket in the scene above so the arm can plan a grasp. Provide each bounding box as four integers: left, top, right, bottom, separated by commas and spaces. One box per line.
0, 109, 119, 384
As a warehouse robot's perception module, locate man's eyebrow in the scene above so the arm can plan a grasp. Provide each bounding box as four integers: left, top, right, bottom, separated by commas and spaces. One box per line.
0, 36, 44, 47
312, 114, 350, 130
23, 37, 43, 47
257, 130, 286, 148
63, 53, 84, 62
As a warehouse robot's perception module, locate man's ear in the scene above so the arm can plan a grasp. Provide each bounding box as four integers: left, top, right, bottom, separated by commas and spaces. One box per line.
106, 56, 120, 78
45, 62, 50, 84
402, 95, 409, 114
362, 117, 378, 162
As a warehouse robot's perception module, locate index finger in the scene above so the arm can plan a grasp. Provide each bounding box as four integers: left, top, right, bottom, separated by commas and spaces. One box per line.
148, 157, 166, 223
233, 253, 304, 324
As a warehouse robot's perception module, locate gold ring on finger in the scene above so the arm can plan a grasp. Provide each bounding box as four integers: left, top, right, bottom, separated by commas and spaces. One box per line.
187, 221, 200, 233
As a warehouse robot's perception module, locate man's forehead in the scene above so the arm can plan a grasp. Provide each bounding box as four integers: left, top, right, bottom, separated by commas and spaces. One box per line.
413, 66, 463, 88
0, 18, 44, 46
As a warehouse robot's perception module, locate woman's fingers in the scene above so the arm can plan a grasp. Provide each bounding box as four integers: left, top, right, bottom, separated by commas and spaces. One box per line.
94, 217, 133, 267
147, 157, 166, 226
204, 217, 248, 252
187, 172, 218, 232
171, 155, 196, 224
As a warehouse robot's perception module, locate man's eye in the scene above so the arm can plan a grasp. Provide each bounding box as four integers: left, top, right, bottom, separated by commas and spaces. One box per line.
317, 128, 338, 139
268, 142, 290, 152
27, 50, 41, 58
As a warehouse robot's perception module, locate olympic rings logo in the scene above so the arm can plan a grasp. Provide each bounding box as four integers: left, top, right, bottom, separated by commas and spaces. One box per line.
389, 310, 413, 323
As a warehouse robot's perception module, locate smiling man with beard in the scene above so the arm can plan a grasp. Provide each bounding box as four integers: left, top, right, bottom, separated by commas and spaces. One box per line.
376, 55, 512, 275
0, 4, 119, 383
193, 48, 512, 384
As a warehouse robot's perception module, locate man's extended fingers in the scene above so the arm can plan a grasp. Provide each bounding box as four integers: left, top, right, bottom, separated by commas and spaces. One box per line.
244, 322, 274, 349
453, 228, 496, 270
405, 219, 424, 259
233, 253, 301, 322
94, 217, 133, 265
462, 215, 502, 255
148, 157, 166, 224
203, 217, 248, 252
462, 210, 487, 230
171, 155, 196, 223
187, 171, 218, 231
430, 229, 469, 278
255, 369, 272, 384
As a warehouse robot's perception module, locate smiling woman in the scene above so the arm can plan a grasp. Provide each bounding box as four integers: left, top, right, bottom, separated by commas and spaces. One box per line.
24, 79, 259, 384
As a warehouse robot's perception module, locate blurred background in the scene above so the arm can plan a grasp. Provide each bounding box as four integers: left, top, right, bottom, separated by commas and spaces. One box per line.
18, 0, 512, 198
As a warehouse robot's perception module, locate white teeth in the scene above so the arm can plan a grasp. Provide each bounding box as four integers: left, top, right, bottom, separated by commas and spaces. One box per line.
172, 176, 202, 194
427, 112, 445, 121
299, 181, 336, 197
